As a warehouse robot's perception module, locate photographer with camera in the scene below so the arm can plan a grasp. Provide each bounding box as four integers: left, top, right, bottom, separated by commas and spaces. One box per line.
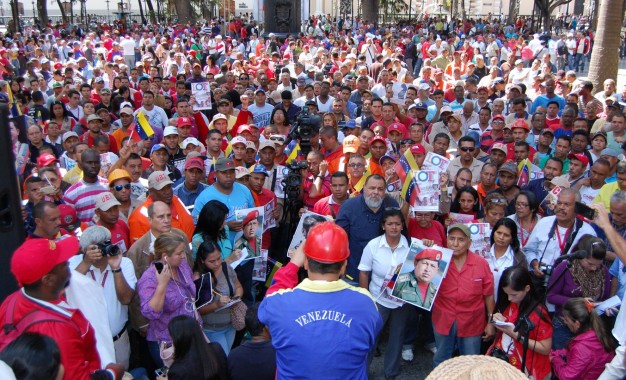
524, 189, 597, 281
70, 225, 137, 370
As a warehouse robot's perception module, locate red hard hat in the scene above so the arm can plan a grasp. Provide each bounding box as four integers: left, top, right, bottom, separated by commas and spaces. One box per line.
303, 222, 349, 263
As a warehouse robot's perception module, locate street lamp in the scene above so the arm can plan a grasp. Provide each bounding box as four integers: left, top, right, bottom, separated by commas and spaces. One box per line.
31, 0, 33, 19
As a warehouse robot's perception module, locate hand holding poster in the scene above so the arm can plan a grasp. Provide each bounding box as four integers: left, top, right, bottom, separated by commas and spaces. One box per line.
389, 240, 453, 311
192, 82, 213, 111
421, 152, 450, 172
286, 212, 333, 257
412, 170, 440, 212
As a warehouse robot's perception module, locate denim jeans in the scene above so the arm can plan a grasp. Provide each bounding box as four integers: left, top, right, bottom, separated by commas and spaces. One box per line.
433, 321, 482, 367
552, 316, 573, 350
368, 303, 414, 378
146, 340, 165, 369
403, 307, 435, 350
575, 53, 585, 72
204, 325, 236, 355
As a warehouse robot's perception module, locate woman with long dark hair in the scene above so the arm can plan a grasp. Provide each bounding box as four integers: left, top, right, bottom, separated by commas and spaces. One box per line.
547, 235, 611, 349
192, 200, 240, 263
507, 191, 541, 248
0, 333, 63, 380
489, 267, 553, 379
193, 241, 243, 355
487, 218, 528, 297
165, 315, 229, 380
551, 297, 616, 379
450, 186, 484, 219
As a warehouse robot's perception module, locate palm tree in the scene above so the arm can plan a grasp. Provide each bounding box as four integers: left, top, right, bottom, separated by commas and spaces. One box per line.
587, 0, 622, 94
173, 0, 193, 23
36, 0, 48, 25
361, 0, 379, 24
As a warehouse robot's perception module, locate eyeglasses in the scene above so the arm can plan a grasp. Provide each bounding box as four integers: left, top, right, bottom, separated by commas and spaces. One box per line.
489, 198, 509, 204
270, 136, 286, 143
459, 147, 475, 152
349, 163, 365, 168
113, 183, 131, 191
515, 202, 529, 208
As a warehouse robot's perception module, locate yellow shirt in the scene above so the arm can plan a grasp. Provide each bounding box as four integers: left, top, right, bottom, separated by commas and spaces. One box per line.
593, 181, 619, 209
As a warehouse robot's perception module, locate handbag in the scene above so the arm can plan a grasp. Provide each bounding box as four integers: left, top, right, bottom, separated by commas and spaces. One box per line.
159, 341, 175, 367
222, 262, 248, 331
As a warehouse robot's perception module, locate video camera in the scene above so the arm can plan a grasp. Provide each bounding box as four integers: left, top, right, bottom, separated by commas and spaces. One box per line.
289, 108, 321, 158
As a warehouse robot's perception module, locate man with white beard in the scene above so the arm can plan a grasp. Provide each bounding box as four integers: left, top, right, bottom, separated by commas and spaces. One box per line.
335, 174, 399, 286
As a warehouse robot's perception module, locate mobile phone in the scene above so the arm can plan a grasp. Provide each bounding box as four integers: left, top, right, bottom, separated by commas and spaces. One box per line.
155, 366, 169, 376
154, 261, 164, 274
575, 202, 596, 220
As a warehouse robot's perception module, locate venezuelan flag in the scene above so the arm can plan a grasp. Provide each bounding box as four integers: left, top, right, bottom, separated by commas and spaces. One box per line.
401, 170, 419, 206
516, 159, 530, 187
135, 110, 155, 140
7, 84, 21, 117
394, 148, 419, 185
286, 143, 301, 165
224, 143, 233, 158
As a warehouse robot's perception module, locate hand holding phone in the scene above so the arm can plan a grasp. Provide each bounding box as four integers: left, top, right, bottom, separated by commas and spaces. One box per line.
575, 201, 596, 220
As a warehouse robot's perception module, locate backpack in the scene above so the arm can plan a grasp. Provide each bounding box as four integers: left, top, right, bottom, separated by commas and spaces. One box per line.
557, 42, 568, 56
0, 294, 75, 351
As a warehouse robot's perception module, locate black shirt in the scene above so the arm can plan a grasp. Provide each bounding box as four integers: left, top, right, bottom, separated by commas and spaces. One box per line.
228, 340, 276, 380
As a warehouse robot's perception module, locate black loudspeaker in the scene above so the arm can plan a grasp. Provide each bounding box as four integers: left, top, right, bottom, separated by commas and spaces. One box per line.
0, 104, 25, 300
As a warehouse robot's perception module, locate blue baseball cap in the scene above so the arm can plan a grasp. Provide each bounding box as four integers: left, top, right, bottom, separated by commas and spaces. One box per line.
150, 144, 167, 154
344, 119, 357, 129
251, 163, 269, 176
415, 102, 428, 110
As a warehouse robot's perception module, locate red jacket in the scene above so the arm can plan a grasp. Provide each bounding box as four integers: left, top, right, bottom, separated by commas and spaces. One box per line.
0, 291, 101, 380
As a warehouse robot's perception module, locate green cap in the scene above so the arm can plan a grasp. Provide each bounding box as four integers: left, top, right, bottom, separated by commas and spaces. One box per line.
448, 223, 471, 238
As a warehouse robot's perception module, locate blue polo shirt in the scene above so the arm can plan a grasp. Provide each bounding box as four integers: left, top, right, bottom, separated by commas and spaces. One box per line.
335, 195, 399, 282
173, 181, 208, 208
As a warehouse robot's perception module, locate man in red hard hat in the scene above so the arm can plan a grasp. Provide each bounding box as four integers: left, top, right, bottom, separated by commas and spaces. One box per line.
259, 222, 382, 379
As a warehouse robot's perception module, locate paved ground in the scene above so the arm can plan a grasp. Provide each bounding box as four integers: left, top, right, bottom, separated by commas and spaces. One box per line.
370, 345, 435, 379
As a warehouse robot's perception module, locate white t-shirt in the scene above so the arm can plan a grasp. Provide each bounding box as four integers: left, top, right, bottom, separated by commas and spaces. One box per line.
579, 185, 601, 205
119, 38, 136, 56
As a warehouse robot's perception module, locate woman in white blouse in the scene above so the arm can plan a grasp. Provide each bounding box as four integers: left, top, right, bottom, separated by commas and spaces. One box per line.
358, 208, 416, 379
486, 218, 528, 299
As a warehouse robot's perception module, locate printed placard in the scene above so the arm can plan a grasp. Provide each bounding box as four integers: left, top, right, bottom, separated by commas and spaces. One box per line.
286, 212, 333, 257
466, 223, 491, 259
389, 240, 453, 311
412, 170, 440, 212
192, 82, 213, 111
421, 151, 450, 172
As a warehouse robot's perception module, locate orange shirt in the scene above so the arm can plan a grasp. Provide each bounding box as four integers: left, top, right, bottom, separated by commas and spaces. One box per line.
324, 146, 345, 175
128, 195, 195, 243
367, 159, 385, 177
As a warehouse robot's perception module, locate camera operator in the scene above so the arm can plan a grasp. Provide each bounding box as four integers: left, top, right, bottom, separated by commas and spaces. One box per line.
70, 225, 137, 370
302, 150, 331, 210
523, 189, 597, 280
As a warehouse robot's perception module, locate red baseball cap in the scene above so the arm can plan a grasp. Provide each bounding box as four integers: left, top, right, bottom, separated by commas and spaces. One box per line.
58, 204, 80, 231
492, 114, 505, 122
409, 144, 426, 155
37, 153, 59, 167
387, 123, 405, 136
176, 116, 192, 127
567, 152, 589, 167
11, 236, 79, 286
369, 136, 387, 146
512, 119, 530, 131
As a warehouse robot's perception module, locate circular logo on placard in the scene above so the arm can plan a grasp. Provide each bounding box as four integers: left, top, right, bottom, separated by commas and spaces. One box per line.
469, 224, 480, 234
194, 83, 204, 90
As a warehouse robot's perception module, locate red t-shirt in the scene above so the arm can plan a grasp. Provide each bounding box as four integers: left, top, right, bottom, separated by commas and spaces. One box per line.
407, 218, 447, 247
97, 219, 130, 255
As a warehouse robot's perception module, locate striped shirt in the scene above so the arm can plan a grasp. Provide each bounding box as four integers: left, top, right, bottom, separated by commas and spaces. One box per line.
62, 178, 109, 223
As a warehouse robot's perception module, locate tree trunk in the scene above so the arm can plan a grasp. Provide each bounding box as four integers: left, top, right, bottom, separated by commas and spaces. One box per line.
37, 0, 48, 24
145, 0, 157, 24
174, 0, 193, 23
56, 0, 67, 23
507, 0, 518, 24
361, 0, 378, 24
137, 0, 146, 24
588, 0, 620, 95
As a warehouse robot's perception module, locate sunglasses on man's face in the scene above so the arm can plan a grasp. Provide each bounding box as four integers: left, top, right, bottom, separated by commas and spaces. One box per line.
459, 147, 475, 152
113, 183, 131, 191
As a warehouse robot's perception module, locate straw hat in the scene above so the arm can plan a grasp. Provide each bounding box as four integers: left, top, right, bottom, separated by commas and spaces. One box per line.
426, 355, 528, 380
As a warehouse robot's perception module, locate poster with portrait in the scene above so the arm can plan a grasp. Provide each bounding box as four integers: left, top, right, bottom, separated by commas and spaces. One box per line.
421, 152, 450, 173
191, 82, 213, 111
412, 170, 440, 212
233, 207, 265, 276
540, 186, 562, 214
389, 240, 453, 311
253, 249, 269, 281
263, 201, 277, 231
466, 223, 491, 259
391, 82, 409, 105
286, 211, 333, 258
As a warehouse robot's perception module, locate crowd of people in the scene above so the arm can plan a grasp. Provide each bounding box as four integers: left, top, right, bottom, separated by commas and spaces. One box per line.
2, 10, 626, 380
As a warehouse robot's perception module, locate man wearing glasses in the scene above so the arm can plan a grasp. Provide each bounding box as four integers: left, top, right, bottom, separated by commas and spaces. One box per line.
107, 169, 141, 223
446, 136, 484, 186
